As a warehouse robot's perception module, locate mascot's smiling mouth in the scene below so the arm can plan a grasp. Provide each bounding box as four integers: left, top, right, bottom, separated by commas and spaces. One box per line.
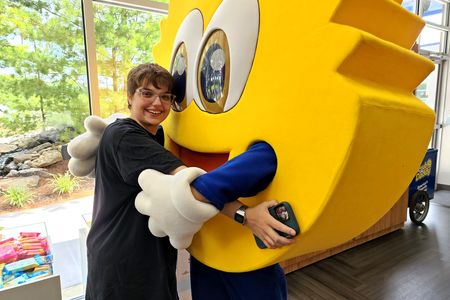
176, 143, 229, 172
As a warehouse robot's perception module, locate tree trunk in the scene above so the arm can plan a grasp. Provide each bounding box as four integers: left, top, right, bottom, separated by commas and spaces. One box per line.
36, 72, 46, 131
39, 94, 46, 131
112, 47, 119, 92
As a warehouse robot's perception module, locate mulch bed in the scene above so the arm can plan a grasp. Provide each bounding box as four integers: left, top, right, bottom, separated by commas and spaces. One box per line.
0, 160, 94, 215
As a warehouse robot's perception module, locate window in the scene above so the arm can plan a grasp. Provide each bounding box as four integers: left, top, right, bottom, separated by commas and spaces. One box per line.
416, 64, 439, 111
0, 0, 90, 296
404, 0, 450, 187
91, 3, 167, 117
418, 25, 446, 52
402, 0, 417, 13
420, 0, 447, 26
0, 0, 89, 141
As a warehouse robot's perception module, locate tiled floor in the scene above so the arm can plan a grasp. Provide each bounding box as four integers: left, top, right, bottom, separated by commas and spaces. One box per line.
286, 198, 450, 299
433, 189, 450, 207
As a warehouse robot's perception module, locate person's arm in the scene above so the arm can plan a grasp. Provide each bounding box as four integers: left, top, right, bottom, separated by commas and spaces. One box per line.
172, 166, 214, 205
170, 165, 186, 175
173, 156, 295, 248
188, 143, 296, 248
221, 201, 296, 249
135, 142, 296, 249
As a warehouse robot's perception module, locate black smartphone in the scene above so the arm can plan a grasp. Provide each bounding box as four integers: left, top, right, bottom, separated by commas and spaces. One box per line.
254, 202, 300, 249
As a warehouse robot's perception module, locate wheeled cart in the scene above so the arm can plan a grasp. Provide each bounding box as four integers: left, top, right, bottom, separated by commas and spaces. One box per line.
408, 149, 438, 225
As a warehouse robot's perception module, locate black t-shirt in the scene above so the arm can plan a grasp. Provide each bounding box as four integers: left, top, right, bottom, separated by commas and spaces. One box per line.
85, 118, 183, 300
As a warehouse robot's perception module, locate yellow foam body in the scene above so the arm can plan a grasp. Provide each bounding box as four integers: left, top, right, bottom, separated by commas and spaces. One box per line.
154, 0, 435, 272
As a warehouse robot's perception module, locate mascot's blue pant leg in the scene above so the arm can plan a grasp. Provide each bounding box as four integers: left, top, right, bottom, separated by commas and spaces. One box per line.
190, 256, 287, 300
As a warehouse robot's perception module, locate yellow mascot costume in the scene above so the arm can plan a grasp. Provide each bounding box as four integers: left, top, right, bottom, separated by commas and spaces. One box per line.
153, 0, 435, 271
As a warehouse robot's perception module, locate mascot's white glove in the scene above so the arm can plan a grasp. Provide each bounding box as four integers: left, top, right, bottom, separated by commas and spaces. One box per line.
135, 167, 219, 249
67, 114, 126, 177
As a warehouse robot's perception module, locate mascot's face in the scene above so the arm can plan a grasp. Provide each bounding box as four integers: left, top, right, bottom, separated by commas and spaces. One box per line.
154, 0, 435, 272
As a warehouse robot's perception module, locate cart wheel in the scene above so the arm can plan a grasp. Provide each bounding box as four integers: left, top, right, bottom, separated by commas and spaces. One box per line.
409, 191, 430, 225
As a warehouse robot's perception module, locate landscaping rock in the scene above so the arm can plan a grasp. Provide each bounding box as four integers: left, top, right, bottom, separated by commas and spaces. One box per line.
31, 150, 63, 168
38, 129, 61, 144
0, 143, 17, 154
26, 142, 52, 154
0, 175, 40, 192
13, 153, 35, 164
5, 161, 17, 173
19, 164, 31, 170
15, 137, 40, 149
6, 168, 52, 178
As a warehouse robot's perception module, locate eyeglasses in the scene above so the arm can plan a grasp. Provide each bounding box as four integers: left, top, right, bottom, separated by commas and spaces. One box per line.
136, 88, 176, 104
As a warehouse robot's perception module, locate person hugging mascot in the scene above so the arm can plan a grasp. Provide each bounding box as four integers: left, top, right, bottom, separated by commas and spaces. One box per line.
68, 0, 435, 298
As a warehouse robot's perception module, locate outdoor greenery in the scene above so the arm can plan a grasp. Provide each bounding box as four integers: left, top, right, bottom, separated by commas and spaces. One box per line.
2, 186, 34, 207
50, 171, 80, 194
0, 0, 165, 136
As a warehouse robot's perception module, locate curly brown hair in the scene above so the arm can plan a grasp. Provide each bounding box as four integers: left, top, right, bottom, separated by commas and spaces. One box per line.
127, 63, 174, 108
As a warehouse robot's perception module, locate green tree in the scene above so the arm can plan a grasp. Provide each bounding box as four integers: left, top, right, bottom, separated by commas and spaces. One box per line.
0, 0, 89, 136
92, 4, 165, 117
0, 0, 166, 135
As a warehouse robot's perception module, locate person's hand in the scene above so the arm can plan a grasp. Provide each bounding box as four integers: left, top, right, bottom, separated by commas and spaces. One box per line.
245, 200, 297, 249
135, 167, 219, 249
67, 114, 125, 177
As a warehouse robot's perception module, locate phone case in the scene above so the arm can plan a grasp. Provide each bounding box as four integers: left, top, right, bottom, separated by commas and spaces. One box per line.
254, 202, 300, 249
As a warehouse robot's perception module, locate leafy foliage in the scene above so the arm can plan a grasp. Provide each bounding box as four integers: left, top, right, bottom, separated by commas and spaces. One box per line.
92, 4, 164, 117
50, 171, 80, 194
0, 0, 164, 134
2, 186, 34, 208
0, 0, 89, 136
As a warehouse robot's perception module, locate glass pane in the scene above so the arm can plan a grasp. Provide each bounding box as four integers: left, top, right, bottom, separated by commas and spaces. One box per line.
418, 25, 445, 52
402, 0, 417, 13
0, 0, 91, 298
415, 63, 439, 111
93, 3, 167, 118
420, 0, 446, 25
0, 0, 89, 138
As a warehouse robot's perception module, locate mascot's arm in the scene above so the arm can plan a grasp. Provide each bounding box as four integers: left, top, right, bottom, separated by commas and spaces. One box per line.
136, 167, 220, 249
136, 142, 294, 249
191, 142, 277, 210
67, 114, 126, 177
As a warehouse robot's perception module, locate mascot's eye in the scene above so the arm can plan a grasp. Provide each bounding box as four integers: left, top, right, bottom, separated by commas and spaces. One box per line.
171, 43, 188, 112
193, 0, 259, 114
169, 9, 203, 112
197, 30, 230, 113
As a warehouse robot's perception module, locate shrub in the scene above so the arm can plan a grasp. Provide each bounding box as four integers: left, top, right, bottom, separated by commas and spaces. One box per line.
3, 186, 34, 208
50, 172, 80, 195
58, 127, 77, 143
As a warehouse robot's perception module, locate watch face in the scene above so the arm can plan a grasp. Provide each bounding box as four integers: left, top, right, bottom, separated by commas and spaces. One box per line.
235, 214, 244, 224
234, 207, 246, 224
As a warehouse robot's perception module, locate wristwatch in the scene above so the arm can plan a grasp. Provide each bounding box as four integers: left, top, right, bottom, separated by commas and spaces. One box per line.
234, 205, 248, 225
